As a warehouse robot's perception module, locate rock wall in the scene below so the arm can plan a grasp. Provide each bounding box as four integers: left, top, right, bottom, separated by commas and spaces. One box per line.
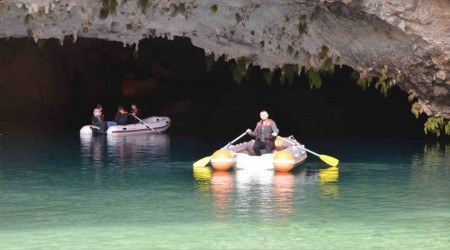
0, 0, 448, 119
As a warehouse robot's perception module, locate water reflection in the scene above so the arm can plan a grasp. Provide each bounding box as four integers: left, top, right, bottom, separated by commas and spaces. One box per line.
80, 134, 106, 168
318, 166, 339, 200
273, 172, 295, 215
193, 167, 212, 193
193, 166, 332, 219
80, 133, 170, 168
211, 171, 233, 218
106, 134, 170, 164
410, 142, 450, 199
420, 142, 450, 166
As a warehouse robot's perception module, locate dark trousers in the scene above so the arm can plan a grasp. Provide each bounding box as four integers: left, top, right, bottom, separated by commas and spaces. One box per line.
253, 140, 275, 156
93, 121, 107, 133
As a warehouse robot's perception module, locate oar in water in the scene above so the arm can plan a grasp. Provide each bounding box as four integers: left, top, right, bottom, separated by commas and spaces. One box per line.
277, 136, 339, 167
193, 131, 248, 168
131, 114, 159, 133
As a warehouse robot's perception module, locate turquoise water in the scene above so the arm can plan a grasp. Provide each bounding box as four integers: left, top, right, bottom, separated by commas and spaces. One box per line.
0, 134, 449, 249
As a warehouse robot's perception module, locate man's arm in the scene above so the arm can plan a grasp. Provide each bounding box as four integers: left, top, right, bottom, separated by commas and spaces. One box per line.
247, 124, 258, 137
271, 121, 279, 136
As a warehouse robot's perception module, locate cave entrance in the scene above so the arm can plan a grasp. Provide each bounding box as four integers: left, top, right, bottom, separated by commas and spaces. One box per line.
0, 37, 430, 141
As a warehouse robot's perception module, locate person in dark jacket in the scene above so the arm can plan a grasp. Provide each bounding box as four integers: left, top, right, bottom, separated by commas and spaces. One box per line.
246, 110, 279, 156
114, 105, 129, 125
92, 104, 107, 133
128, 103, 142, 124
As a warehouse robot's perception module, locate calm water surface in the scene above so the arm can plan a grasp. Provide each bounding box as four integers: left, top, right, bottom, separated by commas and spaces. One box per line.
0, 133, 449, 249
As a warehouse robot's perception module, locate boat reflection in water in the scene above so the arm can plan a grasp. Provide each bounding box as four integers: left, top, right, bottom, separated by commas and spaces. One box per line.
211, 171, 233, 218
106, 133, 170, 165
193, 166, 312, 219
80, 134, 107, 168
272, 172, 295, 215
193, 164, 341, 218
80, 133, 170, 168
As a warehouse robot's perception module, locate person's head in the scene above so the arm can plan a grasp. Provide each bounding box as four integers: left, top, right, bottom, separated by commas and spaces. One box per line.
95, 104, 102, 110
117, 105, 125, 111
260, 110, 269, 121
131, 103, 138, 110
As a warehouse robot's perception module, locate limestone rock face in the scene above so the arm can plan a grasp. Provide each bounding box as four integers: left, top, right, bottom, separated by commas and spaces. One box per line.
0, 0, 448, 118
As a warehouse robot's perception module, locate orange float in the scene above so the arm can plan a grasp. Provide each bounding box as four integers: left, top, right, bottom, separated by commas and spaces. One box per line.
202, 136, 307, 172
272, 151, 295, 171
210, 149, 234, 171
274, 137, 284, 148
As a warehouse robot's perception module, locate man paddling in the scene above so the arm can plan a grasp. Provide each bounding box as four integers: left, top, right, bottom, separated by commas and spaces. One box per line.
246, 110, 279, 156
128, 103, 142, 124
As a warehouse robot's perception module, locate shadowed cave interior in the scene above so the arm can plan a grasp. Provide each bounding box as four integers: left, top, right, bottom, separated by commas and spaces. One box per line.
0, 36, 439, 142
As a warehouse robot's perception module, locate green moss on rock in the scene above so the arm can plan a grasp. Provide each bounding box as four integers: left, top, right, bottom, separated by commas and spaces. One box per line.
149, 29, 156, 38
229, 57, 248, 84
297, 23, 307, 35
318, 45, 329, 60
100, 0, 118, 19
206, 53, 214, 72
235, 13, 242, 23
210, 4, 218, 14
280, 64, 298, 85
320, 58, 334, 75
424, 117, 445, 137
24, 14, 32, 25
375, 65, 391, 97
37, 39, 46, 51
411, 102, 423, 119
132, 50, 139, 60
287, 45, 294, 55
310, 6, 320, 21
138, 0, 150, 13
306, 68, 321, 89
263, 70, 273, 85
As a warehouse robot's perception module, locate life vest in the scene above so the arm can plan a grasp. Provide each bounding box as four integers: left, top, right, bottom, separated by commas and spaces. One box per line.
255, 119, 274, 142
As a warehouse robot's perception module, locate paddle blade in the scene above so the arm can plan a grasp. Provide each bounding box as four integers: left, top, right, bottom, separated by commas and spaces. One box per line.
193, 156, 211, 168
319, 155, 339, 167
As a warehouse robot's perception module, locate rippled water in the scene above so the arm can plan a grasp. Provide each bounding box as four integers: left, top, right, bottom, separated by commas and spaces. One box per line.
0, 134, 449, 249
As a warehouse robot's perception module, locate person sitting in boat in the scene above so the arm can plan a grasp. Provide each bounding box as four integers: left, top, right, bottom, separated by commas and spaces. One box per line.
92, 104, 107, 132
114, 105, 129, 125
246, 110, 279, 156
128, 103, 142, 124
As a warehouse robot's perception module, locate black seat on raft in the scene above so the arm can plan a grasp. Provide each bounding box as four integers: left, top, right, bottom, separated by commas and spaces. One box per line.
245, 145, 268, 155
245, 144, 289, 155
90, 126, 106, 134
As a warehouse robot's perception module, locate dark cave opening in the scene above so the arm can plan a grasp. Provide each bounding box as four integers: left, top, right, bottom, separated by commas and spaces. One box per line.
0, 36, 438, 141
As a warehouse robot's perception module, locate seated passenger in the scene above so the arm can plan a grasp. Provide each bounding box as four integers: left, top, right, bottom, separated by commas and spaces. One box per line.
92, 104, 107, 133
246, 110, 279, 156
114, 105, 129, 125
128, 103, 142, 124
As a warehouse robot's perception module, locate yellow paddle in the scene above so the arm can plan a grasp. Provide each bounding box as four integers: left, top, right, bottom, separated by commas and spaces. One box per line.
193, 156, 212, 168
193, 131, 248, 168
277, 136, 339, 167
